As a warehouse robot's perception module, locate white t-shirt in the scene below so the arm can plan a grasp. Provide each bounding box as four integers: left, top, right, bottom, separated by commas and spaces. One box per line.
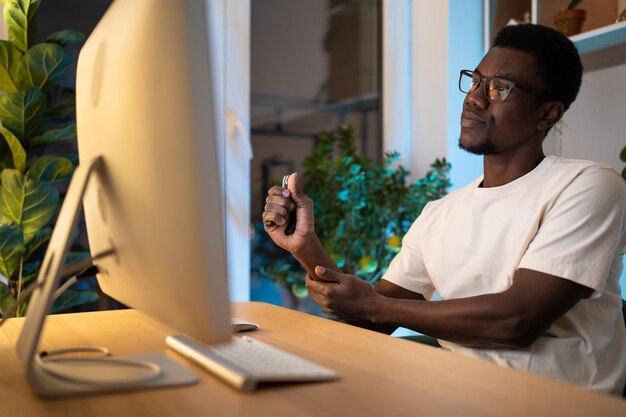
384, 155, 626, 394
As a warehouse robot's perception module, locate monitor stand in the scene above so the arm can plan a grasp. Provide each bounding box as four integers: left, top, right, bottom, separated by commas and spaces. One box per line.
15, 157, 198, 397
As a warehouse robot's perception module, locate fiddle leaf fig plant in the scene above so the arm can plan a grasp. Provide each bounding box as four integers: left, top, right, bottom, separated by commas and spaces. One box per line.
256, 124, 450, 300
0, 0, 97, 318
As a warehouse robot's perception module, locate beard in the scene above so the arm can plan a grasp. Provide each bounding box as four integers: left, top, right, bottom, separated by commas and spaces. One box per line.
458, 138, 496, 155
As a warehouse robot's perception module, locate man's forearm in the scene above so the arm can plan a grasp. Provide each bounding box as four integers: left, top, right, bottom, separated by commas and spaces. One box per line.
348, 268, 590, 349
292, 234, 341, 279
368, 294, 525, 348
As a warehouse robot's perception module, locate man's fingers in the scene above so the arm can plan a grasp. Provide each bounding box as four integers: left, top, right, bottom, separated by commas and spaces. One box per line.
265, 194, 296, 211
287, 172, 310, 207
287, 172, 298, 194
268, 185, 290, 197
314, 266, 342, 283
264, 201, 291, 219
262, 211, 285, 229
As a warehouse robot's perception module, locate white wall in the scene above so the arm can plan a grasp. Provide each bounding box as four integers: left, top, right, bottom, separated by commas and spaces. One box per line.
553, 43, 626, 300
410, 1, 449, 181
556, 43, 626, 173
206, 0, 252, 302
382, 0, 412, 171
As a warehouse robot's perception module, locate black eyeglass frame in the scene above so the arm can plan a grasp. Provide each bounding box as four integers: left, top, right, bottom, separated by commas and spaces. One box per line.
458, 69, 550, 102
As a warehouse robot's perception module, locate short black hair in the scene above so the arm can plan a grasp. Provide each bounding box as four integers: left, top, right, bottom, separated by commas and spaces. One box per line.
493, 24, 582, 111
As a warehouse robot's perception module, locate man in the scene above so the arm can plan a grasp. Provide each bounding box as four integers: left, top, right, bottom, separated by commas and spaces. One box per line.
262, 24, 626, 395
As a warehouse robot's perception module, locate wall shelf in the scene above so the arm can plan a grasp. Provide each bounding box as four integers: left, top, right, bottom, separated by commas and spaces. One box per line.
570, 20, 626, 54
484, 0, 626, 54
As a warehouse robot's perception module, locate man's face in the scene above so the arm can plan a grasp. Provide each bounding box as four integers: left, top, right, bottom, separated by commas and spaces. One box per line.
459, 47, 546, 156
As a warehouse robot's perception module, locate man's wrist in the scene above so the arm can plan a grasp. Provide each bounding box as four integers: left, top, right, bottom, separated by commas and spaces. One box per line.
291, 233, 323, 261
364, 291, 386, 323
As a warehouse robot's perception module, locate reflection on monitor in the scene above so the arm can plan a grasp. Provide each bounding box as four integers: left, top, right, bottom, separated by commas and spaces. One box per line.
15, 0, 232, 397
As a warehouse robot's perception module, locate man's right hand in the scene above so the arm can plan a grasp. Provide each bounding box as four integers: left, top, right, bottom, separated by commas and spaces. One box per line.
262, 173, 315, 255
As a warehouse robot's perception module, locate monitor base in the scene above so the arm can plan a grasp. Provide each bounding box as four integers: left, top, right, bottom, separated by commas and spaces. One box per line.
30, 353, 198, 398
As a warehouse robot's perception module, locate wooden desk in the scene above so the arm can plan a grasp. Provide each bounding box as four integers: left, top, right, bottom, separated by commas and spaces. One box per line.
1, 302, 624, 417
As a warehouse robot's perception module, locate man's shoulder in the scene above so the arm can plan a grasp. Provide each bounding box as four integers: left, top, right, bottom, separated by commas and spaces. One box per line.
547, 156, 624, 189
549, 156, 616, 174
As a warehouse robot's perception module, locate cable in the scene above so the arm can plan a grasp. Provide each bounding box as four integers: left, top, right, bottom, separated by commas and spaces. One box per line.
0, 282, 43, 327
39, 346, 111, 359
35, 348, 161, 387
0, 255, 106, 327
52, 265, 104, 300
3, 250, 163, 387
57, 248, 114, 280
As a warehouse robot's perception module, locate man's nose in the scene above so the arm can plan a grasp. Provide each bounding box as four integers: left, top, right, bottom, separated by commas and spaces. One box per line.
464, 84, 489, 109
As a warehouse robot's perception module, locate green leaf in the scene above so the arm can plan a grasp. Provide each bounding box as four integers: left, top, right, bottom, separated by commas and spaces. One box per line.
0, 222, 25, 278
43, 84, 75, 120
17, 43, 72, 91
30, 123, 76, 148
291, 283, 308, 299
0, 86, 45, 140
0, 125, 26, 172
0, 283, 17, 317
64, 250, 91, 268
1, 169, 59, 244
23, 225, 50, 259
45, 30, 85, 47
0, 137, 14, 170
26, 155, 74, 182
0, 40, 23, 93
567, 0, 583, 9
51, 289, 98, 313
63, 152, 79, 166
620, 145, 626, 163
3, 0, 41, 53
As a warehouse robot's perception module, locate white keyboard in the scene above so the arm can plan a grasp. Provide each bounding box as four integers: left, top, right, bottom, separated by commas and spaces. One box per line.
166, 334, 340, 392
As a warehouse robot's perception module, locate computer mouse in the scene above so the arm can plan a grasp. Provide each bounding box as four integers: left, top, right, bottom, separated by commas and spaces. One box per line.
231, 317, 260, 332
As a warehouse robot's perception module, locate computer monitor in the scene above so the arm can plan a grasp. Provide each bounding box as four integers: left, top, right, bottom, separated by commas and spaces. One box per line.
15, 0, 233, 396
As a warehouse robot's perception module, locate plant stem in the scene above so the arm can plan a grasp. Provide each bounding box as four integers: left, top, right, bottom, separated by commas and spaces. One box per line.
16, 257, 23, 318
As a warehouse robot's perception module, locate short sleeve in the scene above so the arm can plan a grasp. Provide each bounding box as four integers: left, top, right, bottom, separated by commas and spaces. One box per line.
518, 167, 626, 295
383, 213, 437, 299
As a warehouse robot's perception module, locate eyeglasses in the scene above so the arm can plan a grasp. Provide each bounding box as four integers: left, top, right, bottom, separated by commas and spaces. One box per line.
458, 70, 548, 103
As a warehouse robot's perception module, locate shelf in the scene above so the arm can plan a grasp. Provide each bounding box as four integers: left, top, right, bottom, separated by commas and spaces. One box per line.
485, 1, 626, 55
570, 20, 626, 54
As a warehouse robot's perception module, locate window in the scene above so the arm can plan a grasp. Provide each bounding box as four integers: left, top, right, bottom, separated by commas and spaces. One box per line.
250, 0, 382, 307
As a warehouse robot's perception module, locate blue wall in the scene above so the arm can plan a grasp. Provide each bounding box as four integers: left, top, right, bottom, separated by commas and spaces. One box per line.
447, 0, 483, 191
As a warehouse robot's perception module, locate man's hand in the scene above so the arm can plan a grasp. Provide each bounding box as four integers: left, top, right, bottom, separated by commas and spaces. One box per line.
262, 173, 315, 254
306, 266, 381, 321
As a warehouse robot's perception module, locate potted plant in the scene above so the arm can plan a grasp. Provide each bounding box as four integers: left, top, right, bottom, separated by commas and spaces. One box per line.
554, 0, 586, 36
253, 125, 450, 310
0, 0, 97, 318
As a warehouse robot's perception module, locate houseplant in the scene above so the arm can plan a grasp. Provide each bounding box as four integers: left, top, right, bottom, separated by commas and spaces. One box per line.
0, 0, 97, 317
254, 124, 450, 304
554, 0, 586, 36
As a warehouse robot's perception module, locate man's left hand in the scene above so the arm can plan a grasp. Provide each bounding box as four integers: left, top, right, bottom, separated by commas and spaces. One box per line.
306, 266, 380, 321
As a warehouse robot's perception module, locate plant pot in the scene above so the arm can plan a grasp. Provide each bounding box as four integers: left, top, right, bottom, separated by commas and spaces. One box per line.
554, 9, 586, 36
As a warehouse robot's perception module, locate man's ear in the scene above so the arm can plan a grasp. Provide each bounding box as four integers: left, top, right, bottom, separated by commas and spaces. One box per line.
537, 101, 565, 132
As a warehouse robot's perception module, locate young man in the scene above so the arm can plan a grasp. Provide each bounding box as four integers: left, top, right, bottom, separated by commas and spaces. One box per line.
262, 24, 626, 395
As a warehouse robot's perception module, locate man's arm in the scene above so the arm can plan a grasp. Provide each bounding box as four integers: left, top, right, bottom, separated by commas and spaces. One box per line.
308, 266, 592, 348
339, 279, 426, 334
